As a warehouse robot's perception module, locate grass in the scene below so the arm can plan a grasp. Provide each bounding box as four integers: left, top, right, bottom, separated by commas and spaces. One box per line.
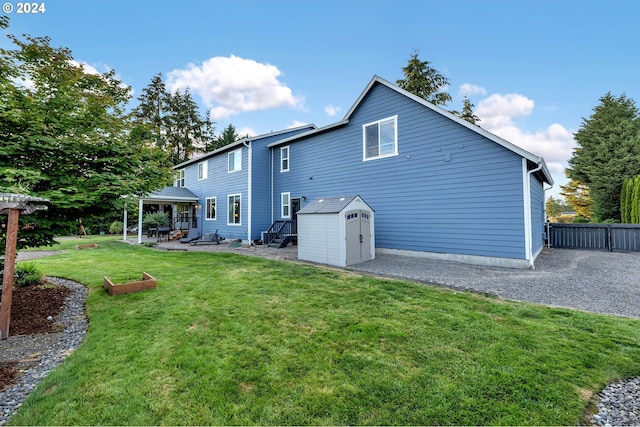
9, 237, 640, 425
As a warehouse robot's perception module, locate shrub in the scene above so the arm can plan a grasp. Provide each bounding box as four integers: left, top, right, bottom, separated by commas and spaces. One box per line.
14, 262, 44, 287
142, 212, 169, 231
109, 221, 124, 234
572, 216, 590, 224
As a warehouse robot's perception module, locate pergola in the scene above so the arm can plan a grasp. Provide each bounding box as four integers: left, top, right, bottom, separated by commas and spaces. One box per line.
0, 193, 49, 339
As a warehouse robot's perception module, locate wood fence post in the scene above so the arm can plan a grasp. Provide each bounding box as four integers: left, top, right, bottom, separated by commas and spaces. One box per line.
0, 208, 20, 339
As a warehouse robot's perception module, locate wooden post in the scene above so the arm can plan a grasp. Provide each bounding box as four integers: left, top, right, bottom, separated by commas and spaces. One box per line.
0, 208, 20, 339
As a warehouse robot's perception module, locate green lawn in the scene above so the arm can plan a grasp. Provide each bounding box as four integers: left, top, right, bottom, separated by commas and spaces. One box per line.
10, 238, 640, 425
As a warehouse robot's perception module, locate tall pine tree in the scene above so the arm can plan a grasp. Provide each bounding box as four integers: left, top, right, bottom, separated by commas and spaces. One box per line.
397, 49, 452, 107
567, 93, 640, 221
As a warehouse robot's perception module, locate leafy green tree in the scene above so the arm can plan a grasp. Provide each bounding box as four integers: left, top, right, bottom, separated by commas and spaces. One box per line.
567, 92, 640, 221
545, 195, 570, 218
632, 176, 640, 224
397, 49, 452, 107
134, 75, 216, 164
560, 179, 592, 219
0, 26, 172, 251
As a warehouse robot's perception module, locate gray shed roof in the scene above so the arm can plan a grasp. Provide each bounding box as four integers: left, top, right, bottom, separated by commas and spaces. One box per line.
143, 186, 198, 203
298, 195, 371, 214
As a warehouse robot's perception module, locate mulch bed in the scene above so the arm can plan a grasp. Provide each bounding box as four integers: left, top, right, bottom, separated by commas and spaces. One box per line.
0, 283, 70, 392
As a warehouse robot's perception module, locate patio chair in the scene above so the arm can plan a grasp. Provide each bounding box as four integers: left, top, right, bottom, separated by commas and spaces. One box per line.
191, 229, 225, 246
179, 227, 200, 244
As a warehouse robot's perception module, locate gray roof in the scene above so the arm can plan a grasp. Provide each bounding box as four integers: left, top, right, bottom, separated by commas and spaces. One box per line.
298, 195, 368, 214
143, 186, 198, 203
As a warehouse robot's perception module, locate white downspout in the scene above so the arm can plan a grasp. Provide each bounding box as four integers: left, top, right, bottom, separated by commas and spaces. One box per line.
243, 140, 252, 244
270, 147, 274, 224
523, 159, 544, 269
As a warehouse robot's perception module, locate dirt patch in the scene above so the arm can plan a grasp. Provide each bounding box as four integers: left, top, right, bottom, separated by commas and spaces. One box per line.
0, 283, 70, 391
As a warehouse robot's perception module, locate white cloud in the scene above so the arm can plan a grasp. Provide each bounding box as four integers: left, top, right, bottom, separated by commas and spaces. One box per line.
476, 93, 576, 181
166, 55, 304, 120
324, 104, 341, 117
288, 120, 309, 129
237, 126, 257, 137
458, 83, 487, 97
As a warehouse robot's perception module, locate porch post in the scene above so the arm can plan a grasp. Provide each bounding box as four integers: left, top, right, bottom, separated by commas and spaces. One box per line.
0, 208, 20, 339
137, 198, 144, 244
122, 201, 128, 241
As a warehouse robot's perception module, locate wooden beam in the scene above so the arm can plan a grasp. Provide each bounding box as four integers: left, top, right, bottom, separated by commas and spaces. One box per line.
0, 208, 20, 339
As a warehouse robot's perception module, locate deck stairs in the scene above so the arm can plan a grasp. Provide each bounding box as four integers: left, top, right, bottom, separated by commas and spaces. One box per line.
265, 220, 297, 248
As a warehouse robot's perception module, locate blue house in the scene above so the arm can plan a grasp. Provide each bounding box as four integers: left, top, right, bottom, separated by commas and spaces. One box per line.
143, 75, 553, 268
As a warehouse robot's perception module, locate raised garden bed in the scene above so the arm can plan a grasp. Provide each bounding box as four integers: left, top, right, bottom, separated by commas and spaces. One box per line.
103, 272, 156, 296
76, 243, 99, 250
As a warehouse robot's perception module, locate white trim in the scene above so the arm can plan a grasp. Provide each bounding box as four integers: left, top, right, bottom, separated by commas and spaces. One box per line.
228, 148, 242, 173
376, 247, 532, 269
281, 192, 291, 218
197, 160, 208, 180
137, 198, 143, 244
280, 145, 290, 172
227, 193, 241, 226
362, 115, 398, 161
522, 158, 533, 268
205, 196, 217, 221
174, 169, 186, 187
245, 141, 252, 241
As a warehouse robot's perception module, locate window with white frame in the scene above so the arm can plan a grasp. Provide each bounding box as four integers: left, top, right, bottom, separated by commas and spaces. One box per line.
205, 197, 216, 220
280, 146, 290, 172
198, 160, 208, 180
174, 169, 185, 187
363, 115, 398, 160
228, 148, 242, 172
281, 192, 290, 218
228, 194, 241, 225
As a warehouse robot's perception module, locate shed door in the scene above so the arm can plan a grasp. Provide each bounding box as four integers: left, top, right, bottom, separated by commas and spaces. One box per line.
345, 209, 372, 265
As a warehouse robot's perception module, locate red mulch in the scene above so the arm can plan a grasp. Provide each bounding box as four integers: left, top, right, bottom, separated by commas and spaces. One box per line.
0, 283, 70, 392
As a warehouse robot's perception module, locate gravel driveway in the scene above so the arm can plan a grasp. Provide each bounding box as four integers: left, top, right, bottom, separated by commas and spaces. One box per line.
351, 248, 640, 319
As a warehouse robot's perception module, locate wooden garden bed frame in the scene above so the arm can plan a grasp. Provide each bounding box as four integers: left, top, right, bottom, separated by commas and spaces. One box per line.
103, 272, 157, 296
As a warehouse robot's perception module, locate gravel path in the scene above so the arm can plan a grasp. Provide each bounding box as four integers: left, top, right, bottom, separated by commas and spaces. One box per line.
351, 248, 640, 319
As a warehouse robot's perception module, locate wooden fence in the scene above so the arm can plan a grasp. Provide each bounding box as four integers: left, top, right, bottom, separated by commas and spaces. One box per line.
548, 223, 640, 252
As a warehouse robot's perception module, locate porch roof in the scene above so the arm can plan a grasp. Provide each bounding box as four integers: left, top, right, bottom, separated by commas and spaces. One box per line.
142, 186, 198, 204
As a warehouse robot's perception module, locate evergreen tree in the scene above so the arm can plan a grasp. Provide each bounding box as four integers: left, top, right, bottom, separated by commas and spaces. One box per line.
134, 75, 215, 164
206, 123, 240, 151
397, 49, 452, 107
451, 96, 481, 125
566, 92, 640, 221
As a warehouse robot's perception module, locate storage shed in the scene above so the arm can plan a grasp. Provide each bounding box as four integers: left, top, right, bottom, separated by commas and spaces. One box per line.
297, 195, 375, 267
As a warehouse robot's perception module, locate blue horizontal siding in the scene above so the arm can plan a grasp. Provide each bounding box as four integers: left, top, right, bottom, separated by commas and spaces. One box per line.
184, 147, 249, 241
273, 83, 526, 259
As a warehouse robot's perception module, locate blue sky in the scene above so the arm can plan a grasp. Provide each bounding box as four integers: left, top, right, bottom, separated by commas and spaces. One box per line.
3, 0, 640, 198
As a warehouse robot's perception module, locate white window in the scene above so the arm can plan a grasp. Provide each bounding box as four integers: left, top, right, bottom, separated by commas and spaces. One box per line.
280, 146, 290, 172
205, 197, 216, 220
281, 192, 290, 218
228, 194, 241, 225
174, 169, 185, 187
228, 148, 242, 173
198, 161, 208, 180
363, 115, 398, 161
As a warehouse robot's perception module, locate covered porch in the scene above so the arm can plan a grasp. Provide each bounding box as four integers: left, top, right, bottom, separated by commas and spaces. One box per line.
126, 187, 200, 244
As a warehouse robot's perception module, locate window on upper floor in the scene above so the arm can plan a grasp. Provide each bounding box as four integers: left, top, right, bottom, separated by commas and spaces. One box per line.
198, 160, 208, 180
174, 169, 185, 187
206, 197, 216, 220
362, 115, 398, 161
280, 146, 290, 172
228, 148, 242, 173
